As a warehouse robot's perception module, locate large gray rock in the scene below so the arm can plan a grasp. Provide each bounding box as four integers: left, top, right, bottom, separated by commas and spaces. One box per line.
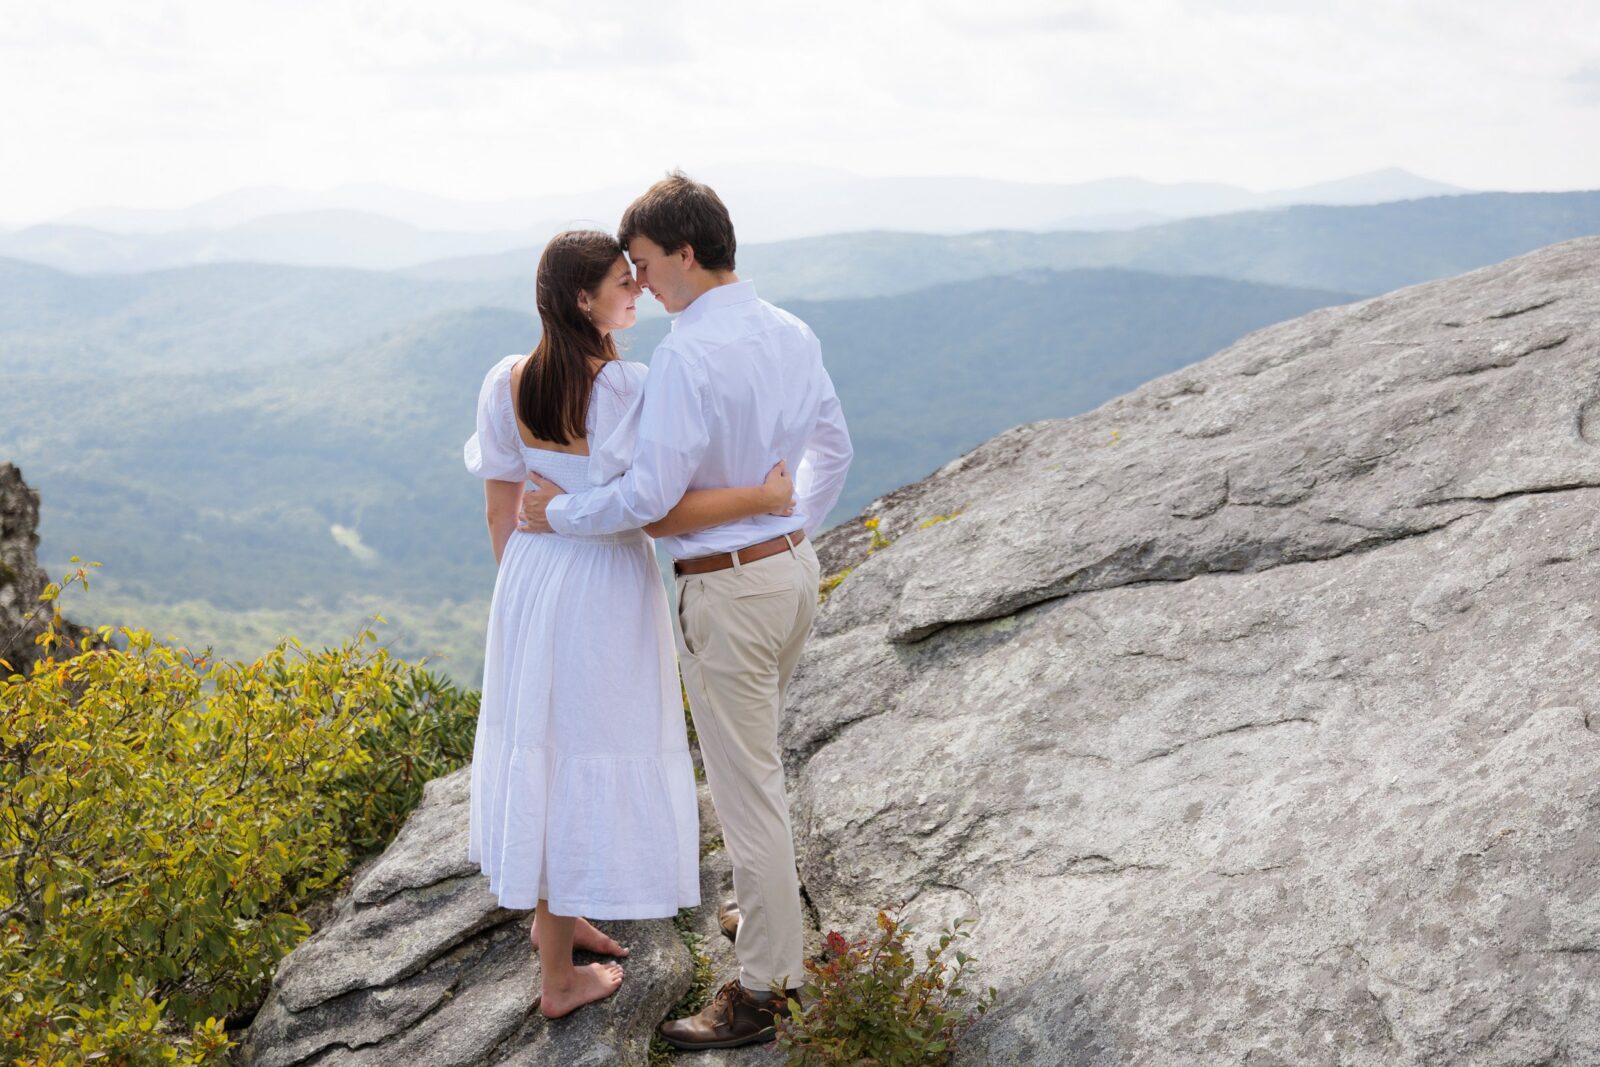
792, 237, 1600, 1065
0, 464, 54, 674
246, 237, 1600, 1064
239, 766, 694, 1066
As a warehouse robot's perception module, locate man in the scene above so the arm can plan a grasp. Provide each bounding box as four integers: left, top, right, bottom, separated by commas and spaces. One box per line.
518, 171, 852, 1049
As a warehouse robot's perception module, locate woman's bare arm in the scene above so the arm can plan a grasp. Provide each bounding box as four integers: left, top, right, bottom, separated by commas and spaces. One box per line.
484, 479, 524, 564
643, 461, 795, 538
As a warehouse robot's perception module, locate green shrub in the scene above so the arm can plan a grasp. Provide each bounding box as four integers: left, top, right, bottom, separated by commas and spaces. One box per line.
774, 907, 996, 1067
327, 665, 479, 859
0, 566, 478, 1065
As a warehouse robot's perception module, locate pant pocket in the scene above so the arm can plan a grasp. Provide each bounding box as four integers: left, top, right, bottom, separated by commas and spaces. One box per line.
732, 585, 791, 601
676, 577, 703, 657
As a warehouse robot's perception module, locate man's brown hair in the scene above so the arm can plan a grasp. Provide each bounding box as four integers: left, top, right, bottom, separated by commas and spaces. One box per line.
618, 170, 737, 272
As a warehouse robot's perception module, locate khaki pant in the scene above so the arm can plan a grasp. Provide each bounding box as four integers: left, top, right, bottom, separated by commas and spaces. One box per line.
674, 535, 821, 992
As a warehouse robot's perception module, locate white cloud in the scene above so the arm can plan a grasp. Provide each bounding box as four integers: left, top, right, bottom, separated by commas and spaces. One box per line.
1572, 64, 1600, 107
0, 0, 1596, 224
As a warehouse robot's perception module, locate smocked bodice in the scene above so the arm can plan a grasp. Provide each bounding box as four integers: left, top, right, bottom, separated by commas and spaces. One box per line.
466, 354, 652, 544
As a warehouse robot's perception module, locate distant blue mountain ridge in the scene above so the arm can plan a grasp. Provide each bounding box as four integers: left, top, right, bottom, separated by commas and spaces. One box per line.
4, 189, 1598, 681
2, 167, 1475, 274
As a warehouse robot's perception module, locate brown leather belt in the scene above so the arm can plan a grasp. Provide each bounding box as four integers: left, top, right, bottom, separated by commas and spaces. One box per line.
673, 530, 805, 576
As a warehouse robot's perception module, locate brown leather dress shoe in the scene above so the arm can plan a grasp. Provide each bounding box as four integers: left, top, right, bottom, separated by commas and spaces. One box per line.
717, 899, 740, 942
657, 979, 800, 1050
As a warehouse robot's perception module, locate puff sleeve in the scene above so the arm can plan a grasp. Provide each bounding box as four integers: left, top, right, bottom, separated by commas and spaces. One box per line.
586, 360, 649, 486
463, 355, 527, 481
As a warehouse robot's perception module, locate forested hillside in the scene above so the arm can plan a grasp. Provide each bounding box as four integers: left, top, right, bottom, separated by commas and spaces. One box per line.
3, 263, 1350, 682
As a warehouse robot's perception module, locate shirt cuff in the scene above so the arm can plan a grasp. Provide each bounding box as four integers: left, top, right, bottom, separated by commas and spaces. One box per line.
545, 494, 574, 536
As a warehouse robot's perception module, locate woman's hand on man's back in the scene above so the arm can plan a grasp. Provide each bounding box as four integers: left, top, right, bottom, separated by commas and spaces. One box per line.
763, 461, 796, 516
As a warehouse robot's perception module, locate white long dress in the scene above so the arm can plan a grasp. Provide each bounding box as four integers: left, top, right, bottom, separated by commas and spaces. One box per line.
463, 354, 700, 918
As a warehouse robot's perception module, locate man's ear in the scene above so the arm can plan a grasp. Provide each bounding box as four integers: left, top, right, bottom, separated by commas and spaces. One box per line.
676, 243, 697, 271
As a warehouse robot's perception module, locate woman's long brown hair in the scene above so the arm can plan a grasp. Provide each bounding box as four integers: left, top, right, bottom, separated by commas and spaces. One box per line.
517, 230, 623, 445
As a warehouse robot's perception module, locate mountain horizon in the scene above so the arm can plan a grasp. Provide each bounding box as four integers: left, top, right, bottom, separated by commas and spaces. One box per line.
0, 168, 1516, 279
23, 165, 1469, 246
409, 190, 1600, 302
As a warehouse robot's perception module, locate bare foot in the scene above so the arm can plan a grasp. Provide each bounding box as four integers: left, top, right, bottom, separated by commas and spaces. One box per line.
531, 917, 629, 957
537, 962, 624, 1019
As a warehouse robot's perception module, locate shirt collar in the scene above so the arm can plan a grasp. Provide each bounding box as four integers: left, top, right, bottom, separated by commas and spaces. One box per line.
673, 279, 757, 328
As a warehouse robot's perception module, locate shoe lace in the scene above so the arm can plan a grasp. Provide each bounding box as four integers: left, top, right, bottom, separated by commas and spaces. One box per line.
707, 979, 743, 1022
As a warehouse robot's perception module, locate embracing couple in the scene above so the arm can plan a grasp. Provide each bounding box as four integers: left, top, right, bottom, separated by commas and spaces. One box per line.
463, 172, 852, 1049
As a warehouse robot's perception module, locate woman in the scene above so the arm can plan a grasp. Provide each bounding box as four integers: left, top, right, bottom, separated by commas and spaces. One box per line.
463, 230, 793, 1018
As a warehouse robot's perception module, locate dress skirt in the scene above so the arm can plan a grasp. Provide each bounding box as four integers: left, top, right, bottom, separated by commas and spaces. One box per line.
467, 525, 700, 918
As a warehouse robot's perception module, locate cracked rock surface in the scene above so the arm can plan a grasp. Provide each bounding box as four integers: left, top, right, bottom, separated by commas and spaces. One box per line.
239, 768, 693, 1066
793, 237, 1600, 1065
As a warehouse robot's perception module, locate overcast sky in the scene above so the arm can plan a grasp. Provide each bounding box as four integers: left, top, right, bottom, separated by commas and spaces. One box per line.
3, 0, 1596, 225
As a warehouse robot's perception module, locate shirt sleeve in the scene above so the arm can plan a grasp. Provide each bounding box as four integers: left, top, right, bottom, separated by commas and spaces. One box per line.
546, 345, 709, 536
463, 357, 526, 482
795, 363, 853, 536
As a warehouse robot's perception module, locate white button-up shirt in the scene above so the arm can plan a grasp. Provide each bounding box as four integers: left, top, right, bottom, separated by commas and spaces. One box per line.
545, 279, 853, 559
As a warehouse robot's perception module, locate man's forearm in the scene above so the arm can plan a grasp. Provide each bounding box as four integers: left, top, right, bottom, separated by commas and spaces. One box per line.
797, 476, 849, 536
547, 471, 673, 537
796, 379, 852, 534
796, 437, 852, 536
